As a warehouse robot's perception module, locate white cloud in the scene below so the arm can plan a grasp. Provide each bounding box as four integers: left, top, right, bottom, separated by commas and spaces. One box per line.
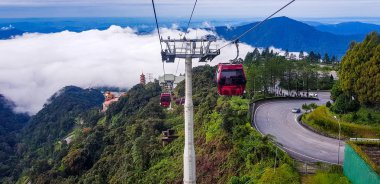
1, 25, 14, 30
0, 26, 253, 115
201, 21, 214, 29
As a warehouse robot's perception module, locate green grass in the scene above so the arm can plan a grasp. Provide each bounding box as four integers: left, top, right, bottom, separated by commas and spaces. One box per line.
302, 106, 380, 138
258, 164, 300, 184
303, 172, 350, 184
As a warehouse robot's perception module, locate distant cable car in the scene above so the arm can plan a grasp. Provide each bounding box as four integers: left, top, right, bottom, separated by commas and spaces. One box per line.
216, 40, 247, 96
216, 63, 246, 96
160, 93, 171, 108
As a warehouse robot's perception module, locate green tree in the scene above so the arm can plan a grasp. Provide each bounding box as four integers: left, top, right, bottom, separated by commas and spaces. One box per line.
323, 53, 330, 64
302, 104, 311, 113
285, 49, 289, 58
339, 32, 380, 107
299, 51, 304, 60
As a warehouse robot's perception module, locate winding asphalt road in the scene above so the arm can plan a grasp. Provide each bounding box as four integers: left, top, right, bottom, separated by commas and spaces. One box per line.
254, 92, 345, 164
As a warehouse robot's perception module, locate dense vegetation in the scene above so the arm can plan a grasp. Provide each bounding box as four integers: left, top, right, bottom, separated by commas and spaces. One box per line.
303, 168, 350, 184
302, 106, 380, 138
0, 95, 29, 181
243, 47, 335, 99
5, 66, 303, 183
302, 32, 380, 138
0, 86, 104, 183
339, 32, 380, 107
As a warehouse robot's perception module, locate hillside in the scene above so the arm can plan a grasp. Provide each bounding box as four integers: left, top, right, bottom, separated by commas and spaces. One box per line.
0, 95, 29, 181
0, 86, 104, 183
21, 86, 104, 153
8, 66, 301, 184
315, 22, 380, 36
215, 16, 364, 57
0, 94, 29, 132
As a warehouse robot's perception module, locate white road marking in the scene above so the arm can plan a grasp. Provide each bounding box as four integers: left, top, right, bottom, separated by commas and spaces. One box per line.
252, 98, 342, 164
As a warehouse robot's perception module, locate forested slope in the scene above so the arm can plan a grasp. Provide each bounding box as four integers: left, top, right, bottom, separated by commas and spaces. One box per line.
0, 95, 29, 181
0, 86, 104, 183
13, 66, 299, 184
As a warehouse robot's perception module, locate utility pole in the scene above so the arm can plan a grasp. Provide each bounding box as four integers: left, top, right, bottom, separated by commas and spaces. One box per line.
338, 118, 341, 164
161, 37, 219, 184
334, 115, 342, 164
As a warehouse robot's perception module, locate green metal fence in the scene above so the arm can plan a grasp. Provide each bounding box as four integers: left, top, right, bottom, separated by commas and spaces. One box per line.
343, 144, 380, 184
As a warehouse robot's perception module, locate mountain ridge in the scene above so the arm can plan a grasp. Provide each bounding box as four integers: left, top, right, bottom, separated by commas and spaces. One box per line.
315, 21, 380, 35
215, 16, 366, 57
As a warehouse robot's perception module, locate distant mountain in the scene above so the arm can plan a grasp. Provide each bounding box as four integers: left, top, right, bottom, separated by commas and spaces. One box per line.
215, 17, 365, 57
315, 22, 380, 35
303, 21, 325, 27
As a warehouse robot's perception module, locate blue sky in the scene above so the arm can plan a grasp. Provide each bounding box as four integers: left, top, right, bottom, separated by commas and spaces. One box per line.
0, 0, 379, 18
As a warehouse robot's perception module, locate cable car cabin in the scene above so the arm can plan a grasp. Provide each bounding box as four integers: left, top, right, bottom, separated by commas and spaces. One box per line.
216, 64, 247, 96
160, 93, 171, 108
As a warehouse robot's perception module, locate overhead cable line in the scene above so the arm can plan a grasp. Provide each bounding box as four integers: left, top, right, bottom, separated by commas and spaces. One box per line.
151, 0, 167, 84
218, 0, 296, 50
185, 0, 198, 36
151, 0, 163, 50
176, 0, 199, 76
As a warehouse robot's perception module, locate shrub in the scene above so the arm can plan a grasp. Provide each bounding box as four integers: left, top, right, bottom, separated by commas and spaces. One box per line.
352, 112, 358, 121
367, 113, 373, 121
326, 101, 332, 108
331, 94, 359, 113
258, 164, 300, 184
309, 103, 318, 110
303, 106, 380, 138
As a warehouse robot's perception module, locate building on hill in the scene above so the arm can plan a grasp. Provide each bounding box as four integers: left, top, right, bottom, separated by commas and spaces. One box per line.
158, 74, 185, 90
102, 91, 126, 112
140, 72, 146, 85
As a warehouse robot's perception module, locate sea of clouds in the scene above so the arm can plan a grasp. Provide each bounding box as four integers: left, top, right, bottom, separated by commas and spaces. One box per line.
0, 26, 258, 115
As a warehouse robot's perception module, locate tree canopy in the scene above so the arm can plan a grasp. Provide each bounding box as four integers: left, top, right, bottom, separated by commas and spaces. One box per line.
340, 32, 380, 107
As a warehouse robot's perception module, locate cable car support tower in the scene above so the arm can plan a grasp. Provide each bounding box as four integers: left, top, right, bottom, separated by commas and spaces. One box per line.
162, 38, 220, 184
151, 0, 295, 183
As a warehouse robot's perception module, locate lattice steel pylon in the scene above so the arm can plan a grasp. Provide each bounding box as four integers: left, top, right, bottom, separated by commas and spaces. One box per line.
161, 37, 220, 184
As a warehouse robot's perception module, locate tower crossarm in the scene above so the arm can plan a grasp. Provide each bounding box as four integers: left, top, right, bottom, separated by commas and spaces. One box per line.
161, 38, 220, 63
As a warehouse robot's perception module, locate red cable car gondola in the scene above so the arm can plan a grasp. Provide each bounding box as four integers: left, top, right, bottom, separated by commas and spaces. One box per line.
160, 93, 171, 108
216, 40, 247, 96
216, 63, 246, 96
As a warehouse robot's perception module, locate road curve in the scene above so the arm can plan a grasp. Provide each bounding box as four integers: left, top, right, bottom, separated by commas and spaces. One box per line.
254, 92, 345, 164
